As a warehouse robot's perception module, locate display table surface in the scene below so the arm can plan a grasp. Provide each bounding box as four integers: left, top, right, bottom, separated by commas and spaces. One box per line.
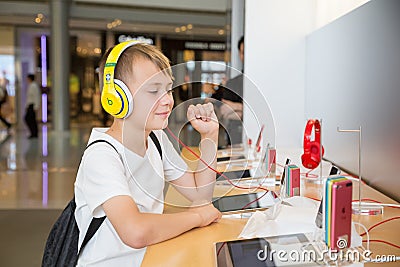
142, 147, 400, 267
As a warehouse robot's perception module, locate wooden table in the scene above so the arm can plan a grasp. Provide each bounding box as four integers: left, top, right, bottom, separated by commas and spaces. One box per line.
142, 149, 400, 266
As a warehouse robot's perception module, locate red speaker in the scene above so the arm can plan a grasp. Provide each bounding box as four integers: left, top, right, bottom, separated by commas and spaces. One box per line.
301, 119, 325, 169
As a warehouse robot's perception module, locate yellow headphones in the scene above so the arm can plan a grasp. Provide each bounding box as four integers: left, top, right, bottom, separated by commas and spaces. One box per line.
101, 40, 142, 119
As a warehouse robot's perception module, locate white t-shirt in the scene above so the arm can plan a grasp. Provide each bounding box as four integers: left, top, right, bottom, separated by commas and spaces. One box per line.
26, 81, 41, 110
74, 128, 187, 267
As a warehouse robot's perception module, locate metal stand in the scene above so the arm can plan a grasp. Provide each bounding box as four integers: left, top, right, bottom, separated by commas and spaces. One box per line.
337, 126, 383, 215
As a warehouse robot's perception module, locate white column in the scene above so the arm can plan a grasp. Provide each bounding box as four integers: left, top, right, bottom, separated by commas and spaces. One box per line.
229, 0, 245, 77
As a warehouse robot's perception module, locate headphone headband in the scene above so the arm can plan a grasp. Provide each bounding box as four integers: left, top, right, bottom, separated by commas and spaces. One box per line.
101, 40, 142, 118
103, 40, 142, 93
303, 119, 321, 152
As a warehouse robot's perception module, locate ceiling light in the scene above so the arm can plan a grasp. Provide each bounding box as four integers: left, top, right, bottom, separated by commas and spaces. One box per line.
187, 24, 193, 30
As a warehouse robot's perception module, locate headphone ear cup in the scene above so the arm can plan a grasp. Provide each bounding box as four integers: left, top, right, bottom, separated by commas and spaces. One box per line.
302, 151, 318, 169
301, 153, 310, 168
101, 79, 133, 119
114, 79, 133, 118
101, 84, 121, 117
309, 141, 323, 165
301, 141, 310, 169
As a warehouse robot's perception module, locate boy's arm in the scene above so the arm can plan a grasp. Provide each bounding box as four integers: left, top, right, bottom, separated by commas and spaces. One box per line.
102, 195, 221, 249
170, 103, 218, 202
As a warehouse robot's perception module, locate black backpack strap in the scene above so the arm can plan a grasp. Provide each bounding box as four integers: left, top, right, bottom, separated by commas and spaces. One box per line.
88, 136, 161, 159
149, 131, 162, 160
86, 139, 118, 153
77, 217, 106, 258
77, 139, 119, 257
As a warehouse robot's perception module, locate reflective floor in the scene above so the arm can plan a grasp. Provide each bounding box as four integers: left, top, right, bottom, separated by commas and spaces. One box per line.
0, 122, 96, 209
0, 119, 103, 266
0, 112, 201, 265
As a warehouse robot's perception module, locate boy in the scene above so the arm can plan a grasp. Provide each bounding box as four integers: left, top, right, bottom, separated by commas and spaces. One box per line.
74, 41, 221, 266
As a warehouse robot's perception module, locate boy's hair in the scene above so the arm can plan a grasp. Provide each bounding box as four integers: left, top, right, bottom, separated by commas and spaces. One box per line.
98, 43, 173, 91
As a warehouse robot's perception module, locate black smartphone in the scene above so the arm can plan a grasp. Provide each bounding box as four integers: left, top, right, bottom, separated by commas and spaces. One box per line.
212, 192, 270, 213
315, 165, 342, 228
216, 169, 251, 181
217, 155, 246, 162
280, 158, 291, 185
329, 165, 341, 176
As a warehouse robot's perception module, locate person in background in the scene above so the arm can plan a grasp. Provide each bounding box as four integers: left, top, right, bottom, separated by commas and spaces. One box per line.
220, 36, 245, 146
0, 70, 12, 130
25, 74, 40, 138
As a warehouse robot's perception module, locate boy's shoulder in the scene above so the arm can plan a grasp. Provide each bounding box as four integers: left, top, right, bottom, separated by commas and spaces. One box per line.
86, 128, 123, 152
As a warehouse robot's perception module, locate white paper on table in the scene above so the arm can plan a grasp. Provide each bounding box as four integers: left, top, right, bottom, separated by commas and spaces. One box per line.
239, 196, 319, 239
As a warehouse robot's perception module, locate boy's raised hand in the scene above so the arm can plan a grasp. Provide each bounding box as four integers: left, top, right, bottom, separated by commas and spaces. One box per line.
187, 103, 219, 136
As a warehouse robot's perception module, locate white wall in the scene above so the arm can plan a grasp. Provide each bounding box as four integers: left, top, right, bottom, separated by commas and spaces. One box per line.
306, 0, 400, 201
243, 0, 370, 149
314, 0, 369, 29
244, 0, 316, 149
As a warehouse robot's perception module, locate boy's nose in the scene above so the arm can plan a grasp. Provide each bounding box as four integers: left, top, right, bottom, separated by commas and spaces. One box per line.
159, 92, 173, 105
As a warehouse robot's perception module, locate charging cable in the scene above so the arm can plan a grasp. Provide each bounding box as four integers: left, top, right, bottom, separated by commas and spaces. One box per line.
353, 221, 370, 251
360, 216, 400, 238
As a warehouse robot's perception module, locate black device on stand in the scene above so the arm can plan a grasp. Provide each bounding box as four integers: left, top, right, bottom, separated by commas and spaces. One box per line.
280, 158, 291, 185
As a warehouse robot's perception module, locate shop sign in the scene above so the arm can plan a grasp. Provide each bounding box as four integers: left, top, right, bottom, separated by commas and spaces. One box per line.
118, 35, 154, 44
184, 41, 226, 51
